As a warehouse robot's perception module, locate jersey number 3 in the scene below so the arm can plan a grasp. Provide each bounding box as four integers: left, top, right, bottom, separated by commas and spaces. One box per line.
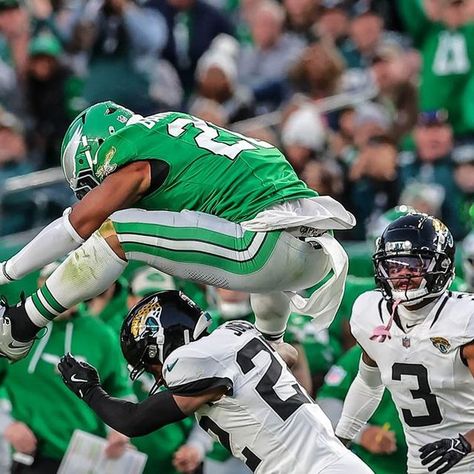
392, 363, 443, 427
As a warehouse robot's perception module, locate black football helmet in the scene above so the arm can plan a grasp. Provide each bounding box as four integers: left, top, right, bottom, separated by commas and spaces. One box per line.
120, 290, 211, 388
373, 213, 455, 303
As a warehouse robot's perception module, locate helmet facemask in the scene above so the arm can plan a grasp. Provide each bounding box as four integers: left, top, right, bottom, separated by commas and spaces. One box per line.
375, 252, 452, 303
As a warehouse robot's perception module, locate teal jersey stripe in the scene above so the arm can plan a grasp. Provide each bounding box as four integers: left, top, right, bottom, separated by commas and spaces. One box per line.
113, 221, 255, 251
31, 292, 57, 321
121, 232, 279, 274
41, 283, 66, 314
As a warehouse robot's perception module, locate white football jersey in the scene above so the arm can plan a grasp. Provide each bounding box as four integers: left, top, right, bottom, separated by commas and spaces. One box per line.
163, 321, 347, 473
351, 290, 474, 473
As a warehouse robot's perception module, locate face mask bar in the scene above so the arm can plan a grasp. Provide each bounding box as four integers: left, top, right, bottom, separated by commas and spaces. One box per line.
375, 252, 445, 302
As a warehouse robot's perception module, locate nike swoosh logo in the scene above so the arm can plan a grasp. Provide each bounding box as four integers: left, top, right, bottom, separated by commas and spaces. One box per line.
71, 374, 88, 383
8, 341, 31, 349
166, 360, 178, 372
406, 323, 419, 329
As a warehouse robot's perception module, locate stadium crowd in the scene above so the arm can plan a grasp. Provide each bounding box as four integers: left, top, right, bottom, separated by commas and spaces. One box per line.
0, 0, 472, 473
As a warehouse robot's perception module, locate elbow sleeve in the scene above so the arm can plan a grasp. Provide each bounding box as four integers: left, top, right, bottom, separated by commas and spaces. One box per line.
4, 208, 84, 280
86, 387, 186, 438
335, 359, 384, 440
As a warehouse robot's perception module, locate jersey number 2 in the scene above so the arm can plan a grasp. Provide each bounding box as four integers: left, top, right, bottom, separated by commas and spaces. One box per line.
236, 337, 312, 421
167, 117, 273, 160
392, 363, 443, 427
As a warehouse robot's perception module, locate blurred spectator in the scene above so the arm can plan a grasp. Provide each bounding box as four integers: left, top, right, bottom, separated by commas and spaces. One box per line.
0, 0, 29, 84
72, 0, 168, 114
316, 0, 351, 46
281, 105, 327, 174
341, 1, 385, 68
352, 101, 392, 149
398, 109, 466, 239
26, 33, 75, 168
1, 262, 134, 473
329, 105, 355, 160
283, 0, 320, 41
302, 160, 344, 200
238, 0, 305, 112
0, 108, 34, 184
347, 134, 400, 240
189, 98, 229, 126
452, 143, 474, 235
153, 0, 235, 98
284, 311, 342, 396
242, 124, 279, 146
190, 34, 255, 123
398, 0, 474, 138
370, 42, 418, 142
289, 40, 345, 100
462, 231, 474, 291
79, 277, 129, 336
398, 182, 444, 217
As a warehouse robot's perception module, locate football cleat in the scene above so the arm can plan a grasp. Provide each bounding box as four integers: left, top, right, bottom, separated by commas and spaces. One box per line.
0, 298, 35, 362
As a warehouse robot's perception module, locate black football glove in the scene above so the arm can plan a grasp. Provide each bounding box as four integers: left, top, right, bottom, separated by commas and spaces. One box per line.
420, 434, 472, 474
58, 353, 100, 400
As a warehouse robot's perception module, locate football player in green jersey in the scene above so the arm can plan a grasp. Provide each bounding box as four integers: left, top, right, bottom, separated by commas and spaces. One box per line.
0, 101, 355, 361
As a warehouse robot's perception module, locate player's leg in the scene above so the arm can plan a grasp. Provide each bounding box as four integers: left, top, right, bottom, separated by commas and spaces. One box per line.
0, 209, 328, 360
0, 229, 128, 360
250, 292, 291, 341
110, 209, 330, 292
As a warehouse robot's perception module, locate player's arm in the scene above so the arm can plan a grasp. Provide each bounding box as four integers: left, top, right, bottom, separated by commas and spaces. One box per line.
0, 162, 151, 285
68, 161, 151, 238
335, 349, 384, 446
58, 353, 225, 437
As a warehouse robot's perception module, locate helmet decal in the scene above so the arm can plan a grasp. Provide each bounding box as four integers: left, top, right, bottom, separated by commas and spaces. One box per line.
96, 146, 118, 180
62, 124, 83, 187
120, 290, 213, 388
130, 298, 162, 339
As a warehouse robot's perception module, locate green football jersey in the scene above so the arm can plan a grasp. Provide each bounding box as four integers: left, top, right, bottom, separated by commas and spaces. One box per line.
95, 112, 316, 222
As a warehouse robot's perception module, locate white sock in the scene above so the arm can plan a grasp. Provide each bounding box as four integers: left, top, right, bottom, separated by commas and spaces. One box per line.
251, 292, 291, 341
26, 232, 127, 327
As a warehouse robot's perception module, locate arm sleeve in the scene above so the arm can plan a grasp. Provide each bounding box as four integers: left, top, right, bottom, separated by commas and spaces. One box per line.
335, 357, 384, 440
100, 328, 136, 400
1, 208, 84, 283
84, 387, 186, 438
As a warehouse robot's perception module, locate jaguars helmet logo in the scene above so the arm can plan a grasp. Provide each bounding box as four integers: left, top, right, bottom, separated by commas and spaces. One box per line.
430, 336, 451, 354
130, 298, 162, 340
